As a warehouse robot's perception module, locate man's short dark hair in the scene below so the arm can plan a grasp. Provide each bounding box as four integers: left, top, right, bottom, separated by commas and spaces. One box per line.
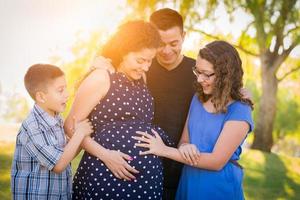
24, 64, 64, 100
150, 8, 183, 31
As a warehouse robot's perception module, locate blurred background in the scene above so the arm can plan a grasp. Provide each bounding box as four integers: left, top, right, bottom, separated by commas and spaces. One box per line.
0, 0, 299, 199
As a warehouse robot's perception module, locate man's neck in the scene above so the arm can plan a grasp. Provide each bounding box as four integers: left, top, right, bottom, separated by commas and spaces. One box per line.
158, 54, 184, 71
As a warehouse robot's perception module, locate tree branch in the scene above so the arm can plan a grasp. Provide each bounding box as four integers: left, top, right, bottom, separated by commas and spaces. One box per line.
247, 0, 267, 51
272, 37, 300, 71
278, 66, 300, 82
284, 26, 300, 38
272, 1, 298, 54
239, 21, 255, 46
187, 27, 259, 57
273, 32, 283, 55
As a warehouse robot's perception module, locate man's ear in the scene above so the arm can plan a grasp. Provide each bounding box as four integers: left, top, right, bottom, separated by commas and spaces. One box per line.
36, 91, 46, 103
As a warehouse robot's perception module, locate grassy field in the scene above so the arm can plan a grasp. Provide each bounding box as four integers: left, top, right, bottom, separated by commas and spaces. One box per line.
1, 142, 300, 200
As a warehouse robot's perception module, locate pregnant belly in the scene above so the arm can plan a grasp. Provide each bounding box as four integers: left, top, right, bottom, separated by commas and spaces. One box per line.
92, 122, 162, 172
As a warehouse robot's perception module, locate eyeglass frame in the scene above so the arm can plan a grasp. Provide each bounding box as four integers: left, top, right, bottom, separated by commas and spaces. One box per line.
192, 66, 215, 81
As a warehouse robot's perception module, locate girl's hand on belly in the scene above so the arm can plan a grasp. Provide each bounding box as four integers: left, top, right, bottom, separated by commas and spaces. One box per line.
133, 129, 167, 157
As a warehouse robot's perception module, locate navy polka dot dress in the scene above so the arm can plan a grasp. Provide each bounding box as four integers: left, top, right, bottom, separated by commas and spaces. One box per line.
72, 72, 173, 200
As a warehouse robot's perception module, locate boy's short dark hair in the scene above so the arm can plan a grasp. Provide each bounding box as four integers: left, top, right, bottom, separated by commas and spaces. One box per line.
24, 64, 64, 100
150, 8, 183, 32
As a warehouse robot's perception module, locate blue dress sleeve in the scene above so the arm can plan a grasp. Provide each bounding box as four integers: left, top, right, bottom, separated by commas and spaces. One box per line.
225, 102, 254, 133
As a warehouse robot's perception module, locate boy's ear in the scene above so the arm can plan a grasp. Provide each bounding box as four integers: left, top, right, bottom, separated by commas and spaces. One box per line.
36, 91, 46, 103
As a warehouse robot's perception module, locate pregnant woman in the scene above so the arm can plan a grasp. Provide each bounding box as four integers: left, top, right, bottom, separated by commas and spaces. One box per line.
64, 20, 173, 199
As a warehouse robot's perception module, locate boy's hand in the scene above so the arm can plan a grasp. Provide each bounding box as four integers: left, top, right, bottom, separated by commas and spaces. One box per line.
89, 56, 115, 73
74, 117, 93, 137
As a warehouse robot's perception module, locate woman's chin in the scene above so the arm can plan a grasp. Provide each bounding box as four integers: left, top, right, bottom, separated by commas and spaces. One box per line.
130, 74, 143, 81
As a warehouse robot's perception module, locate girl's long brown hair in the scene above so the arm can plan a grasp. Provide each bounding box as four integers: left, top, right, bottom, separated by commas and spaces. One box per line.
195, 40, 254, 113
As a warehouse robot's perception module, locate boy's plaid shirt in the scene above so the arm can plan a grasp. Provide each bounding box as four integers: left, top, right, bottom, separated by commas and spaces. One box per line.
11, 104, 72, 200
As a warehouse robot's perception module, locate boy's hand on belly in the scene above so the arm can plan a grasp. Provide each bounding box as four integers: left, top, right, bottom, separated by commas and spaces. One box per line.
101, 149, 139, 181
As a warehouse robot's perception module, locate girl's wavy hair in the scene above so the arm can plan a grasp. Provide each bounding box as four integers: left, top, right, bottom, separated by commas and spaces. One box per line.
195, 40, 254, 113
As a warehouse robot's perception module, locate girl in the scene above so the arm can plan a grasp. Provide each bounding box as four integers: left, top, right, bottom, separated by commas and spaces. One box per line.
134, 40, 254, 200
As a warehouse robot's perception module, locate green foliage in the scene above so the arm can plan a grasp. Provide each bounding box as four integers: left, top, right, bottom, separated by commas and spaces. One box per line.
1, 93, 30, 123
244, 79, 260, 124
238, 32, 259, 56
240, 149, 300, 199
50, 31, 104, 117
126, 0, 161, 19
245, 74, 300, 145
275, 90, 300, 140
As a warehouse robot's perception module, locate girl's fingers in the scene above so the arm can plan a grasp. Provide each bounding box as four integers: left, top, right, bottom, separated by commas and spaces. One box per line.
132, 136, 151, 143
179, 148, 188, 161
182, 149, 193, 164
139, 150, 151, 155
189, 147, 198, 163
136, 131, 153, 139
152, 129, 163, 141
134, 143, 150, 148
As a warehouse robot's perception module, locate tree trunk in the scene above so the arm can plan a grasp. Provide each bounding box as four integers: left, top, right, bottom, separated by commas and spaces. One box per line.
252, 57, 278, 152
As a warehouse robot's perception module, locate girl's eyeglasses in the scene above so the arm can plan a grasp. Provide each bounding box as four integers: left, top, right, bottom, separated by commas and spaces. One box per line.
192, 66, 215, 81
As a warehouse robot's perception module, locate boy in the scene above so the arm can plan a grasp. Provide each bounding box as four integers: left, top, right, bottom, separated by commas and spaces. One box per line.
11, 64, 93, 199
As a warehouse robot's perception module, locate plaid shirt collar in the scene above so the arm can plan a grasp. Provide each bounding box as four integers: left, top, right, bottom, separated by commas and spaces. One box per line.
33, 104, 63, 128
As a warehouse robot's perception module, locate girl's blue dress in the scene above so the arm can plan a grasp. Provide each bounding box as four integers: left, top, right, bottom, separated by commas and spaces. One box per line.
176, 95, 254, 200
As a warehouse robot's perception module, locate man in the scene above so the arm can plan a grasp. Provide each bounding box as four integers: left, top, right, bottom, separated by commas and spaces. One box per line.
147, 8, 196, 200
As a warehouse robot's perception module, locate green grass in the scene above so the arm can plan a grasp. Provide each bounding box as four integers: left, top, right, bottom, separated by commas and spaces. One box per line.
240, 149, 300, 199
1, 142, 300, 200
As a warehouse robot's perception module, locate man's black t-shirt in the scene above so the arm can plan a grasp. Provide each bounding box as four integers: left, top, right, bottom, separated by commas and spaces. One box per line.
147, 56, 196, 190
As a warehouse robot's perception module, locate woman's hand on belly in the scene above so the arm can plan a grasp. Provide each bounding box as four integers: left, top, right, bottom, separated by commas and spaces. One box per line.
101, 149, 139, 181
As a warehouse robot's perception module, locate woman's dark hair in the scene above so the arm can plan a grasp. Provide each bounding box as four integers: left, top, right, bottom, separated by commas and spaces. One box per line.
196, 40, 254, 112
101, 20, 161, 68
76, 20, 161, 89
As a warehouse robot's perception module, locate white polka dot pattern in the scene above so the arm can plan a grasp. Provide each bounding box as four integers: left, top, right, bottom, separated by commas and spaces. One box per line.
72, 73, 173, 199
